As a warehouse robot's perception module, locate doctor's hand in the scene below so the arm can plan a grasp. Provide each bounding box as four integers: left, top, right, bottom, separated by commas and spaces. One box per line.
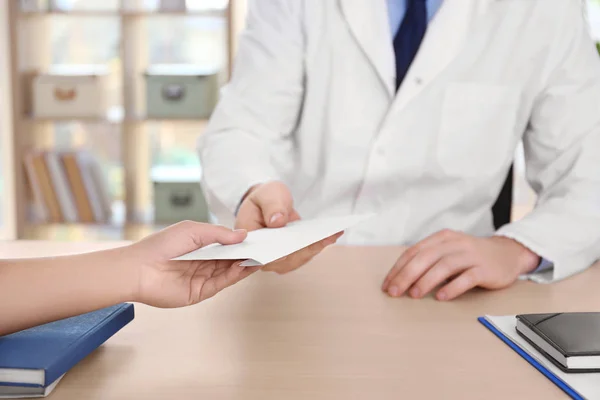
236, 181, 301, 231
129, 221, 261, 308
235, 181, 341, 274
381, 230, 541, 301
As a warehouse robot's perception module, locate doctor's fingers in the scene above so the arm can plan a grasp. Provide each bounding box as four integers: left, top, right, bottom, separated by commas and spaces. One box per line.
235, 206, 301, 232
385, 241, 463, 298
289, 209, 301, 223
262, 232, 343, 274
382, 229, 461, 292
408, 253, 474, 299
235, 202, 267, 231
253, 188, 296, 229
436, 268, 483, 301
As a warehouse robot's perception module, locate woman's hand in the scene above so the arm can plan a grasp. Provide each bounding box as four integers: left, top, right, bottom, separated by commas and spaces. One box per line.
0, 221, 259, 336
128, 221, 260, 308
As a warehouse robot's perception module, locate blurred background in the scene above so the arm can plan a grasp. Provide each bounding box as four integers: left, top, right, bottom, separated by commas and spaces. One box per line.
0, 0, 598, 242
0, 0, 247, 241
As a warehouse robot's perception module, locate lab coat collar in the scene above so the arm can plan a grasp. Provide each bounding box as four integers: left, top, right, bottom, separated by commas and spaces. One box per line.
393, 0, 480, 111
339, 0, 498, 103
339, 0, 396, 98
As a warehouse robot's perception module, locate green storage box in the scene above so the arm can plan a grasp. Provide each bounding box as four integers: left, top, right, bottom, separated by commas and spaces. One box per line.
152, 166, 209, 224
145, 65, 220, 119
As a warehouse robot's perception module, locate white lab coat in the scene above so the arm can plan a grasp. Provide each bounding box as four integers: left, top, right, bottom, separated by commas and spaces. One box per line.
199, 0, 600, 283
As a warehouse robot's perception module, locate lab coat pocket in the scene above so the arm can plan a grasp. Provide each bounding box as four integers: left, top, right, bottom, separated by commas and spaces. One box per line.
438, 83, 521, 177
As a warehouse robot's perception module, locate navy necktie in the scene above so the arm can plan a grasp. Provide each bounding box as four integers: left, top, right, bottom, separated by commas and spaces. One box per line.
393, 0, 428, 91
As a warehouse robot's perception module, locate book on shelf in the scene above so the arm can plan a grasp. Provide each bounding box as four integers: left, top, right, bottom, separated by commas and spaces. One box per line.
27, 152, 63, 223
61, 152, 95, 223
87, 154, 113, 222
23, 149, 112, 224
23, 153, 48, 222
76, 152, 106, 223
45, 152, 78, 223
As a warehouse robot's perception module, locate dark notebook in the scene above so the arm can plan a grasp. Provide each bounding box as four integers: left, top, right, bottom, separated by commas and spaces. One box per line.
516, 312, 600, 373
0, 303, 134, 397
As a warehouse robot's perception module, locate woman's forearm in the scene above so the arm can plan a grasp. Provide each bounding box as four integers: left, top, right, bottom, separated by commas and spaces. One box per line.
0, 246, 138, 336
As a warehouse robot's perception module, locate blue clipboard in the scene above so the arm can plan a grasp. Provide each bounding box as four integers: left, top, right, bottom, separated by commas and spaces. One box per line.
478, 317, 584, 400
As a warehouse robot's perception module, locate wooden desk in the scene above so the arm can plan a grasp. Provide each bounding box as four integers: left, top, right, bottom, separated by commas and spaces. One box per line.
2, 241, 600, 400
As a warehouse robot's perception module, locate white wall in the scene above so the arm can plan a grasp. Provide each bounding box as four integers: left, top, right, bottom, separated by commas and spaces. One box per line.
588, 0, 600, 41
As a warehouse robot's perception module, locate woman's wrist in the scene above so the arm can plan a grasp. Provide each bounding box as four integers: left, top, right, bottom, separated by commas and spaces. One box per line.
95, 245, 141, 305
0, 246, 141, 335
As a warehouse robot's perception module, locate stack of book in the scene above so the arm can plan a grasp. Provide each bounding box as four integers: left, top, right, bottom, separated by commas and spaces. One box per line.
23, 150, 113, 224
479, 313, 600, 399
0, 304, 134, 398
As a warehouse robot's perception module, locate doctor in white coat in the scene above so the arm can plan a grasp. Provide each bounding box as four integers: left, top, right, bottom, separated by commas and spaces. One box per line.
199, 0, 600, 300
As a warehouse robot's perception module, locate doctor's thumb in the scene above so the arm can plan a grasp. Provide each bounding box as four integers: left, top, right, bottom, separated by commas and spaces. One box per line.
258, 199, 292, 229
252, 181, 295, 229
264, 208, 291, 228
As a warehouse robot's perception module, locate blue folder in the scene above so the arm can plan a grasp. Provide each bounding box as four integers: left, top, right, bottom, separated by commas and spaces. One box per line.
0, 303, 134, 389
478, 316, 583, 400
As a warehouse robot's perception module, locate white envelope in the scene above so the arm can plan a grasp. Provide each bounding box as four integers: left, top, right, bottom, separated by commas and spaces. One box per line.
172, 214, 374, 266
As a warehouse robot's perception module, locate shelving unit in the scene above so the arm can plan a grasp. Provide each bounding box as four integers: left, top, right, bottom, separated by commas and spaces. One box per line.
3, 0, 245, 241
20, 10, 227, 17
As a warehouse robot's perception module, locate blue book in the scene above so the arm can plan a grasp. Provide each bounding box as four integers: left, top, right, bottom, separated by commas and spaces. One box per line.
0, 303, 134, 397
